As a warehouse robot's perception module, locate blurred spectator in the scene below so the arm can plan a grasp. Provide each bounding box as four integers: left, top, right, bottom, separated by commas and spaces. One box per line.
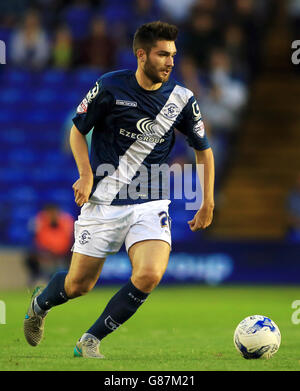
10, 9, 50, 70
182, 10, 222, 70
178, 55, 209, 101
223, 24, 248, 79
0, 0, 29, 27
201, 48, 247, 130
52, 24, 73, 69
158, 0, 196, 24
128, 0, 161, 37
288, 0, 300, 40
200, 48, 247, 176
24, 203, 74, 285
233, 0, 263, 78
286, 174, 300, 242
79, 16, 117, 69
62, 0, 93, 42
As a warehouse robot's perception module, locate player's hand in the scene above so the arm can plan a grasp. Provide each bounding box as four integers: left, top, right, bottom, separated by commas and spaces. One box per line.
188, 204, 214, 231
72, 174, 93, 207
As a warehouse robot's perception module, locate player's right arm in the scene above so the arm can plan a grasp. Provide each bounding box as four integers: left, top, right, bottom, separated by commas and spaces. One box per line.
70, 124, 93, 207
70, 77, 114, 207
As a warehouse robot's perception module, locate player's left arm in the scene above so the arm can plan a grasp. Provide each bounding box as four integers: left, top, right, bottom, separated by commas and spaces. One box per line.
188, 147, 215, 231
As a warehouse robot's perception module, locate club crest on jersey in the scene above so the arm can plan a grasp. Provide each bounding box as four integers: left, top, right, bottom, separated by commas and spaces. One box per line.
162, 103, 180, 119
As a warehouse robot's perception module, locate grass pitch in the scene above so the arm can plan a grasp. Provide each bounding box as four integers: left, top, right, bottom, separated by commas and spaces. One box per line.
0, 284, 300, 371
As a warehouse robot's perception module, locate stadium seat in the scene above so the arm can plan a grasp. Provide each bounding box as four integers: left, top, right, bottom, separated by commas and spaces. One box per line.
10, 205, 38, 222
0, 167, 31, 186
31, 89, 60, 104
7, 149, 37, 165
40, 69, 68, 85
0, 88, 23, 104
3, 69, 32, 86
73, 68, 103, 86
100, 5, 131, 24
20, 110, 67, 124
0, 109, 15, 124
0, 128, 26, 144
9, 186, 39, 203
63, 5, 93, 40
117, 48, 137, 70
8, 222, 32, 245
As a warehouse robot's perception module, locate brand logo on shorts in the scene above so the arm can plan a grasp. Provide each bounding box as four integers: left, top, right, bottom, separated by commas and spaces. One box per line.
78, 230, 91, 245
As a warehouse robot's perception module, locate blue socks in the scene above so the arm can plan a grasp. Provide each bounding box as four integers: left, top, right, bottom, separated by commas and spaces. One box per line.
36, 271, 69, 311
87, 279, 149, 341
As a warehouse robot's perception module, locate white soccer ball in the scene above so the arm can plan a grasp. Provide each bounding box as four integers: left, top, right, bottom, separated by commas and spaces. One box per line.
234, 315, 281, 359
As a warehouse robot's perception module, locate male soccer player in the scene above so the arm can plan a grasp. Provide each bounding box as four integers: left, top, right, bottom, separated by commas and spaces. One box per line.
24, 21, 215, 358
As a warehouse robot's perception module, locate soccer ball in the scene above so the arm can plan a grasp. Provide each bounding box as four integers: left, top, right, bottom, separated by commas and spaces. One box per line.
234, 315, 281, 359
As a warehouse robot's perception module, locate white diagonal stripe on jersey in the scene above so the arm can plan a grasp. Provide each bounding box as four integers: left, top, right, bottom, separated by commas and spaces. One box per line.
90, 84, 193, 204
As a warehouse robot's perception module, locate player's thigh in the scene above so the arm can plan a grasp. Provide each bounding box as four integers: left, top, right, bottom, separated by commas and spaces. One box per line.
65, 252, 106, 297
128, 240, 170, 292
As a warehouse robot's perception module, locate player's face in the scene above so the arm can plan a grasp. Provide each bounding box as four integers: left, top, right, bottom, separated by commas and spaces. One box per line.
143, 40, 177, 84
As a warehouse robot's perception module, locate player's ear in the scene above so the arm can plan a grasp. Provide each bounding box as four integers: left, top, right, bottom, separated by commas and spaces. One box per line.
136, 48, 146, 63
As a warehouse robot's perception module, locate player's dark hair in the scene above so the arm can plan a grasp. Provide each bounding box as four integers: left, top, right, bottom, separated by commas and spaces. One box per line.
133, 21, 178, 57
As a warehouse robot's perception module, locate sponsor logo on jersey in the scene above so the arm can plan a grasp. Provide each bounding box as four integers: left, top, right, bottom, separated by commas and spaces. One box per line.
119, 117, 166, 144
119, 128, 165, 144
76, 81, 100, 114
136, 117, 159, 135
116, 99, 137, 107
86, 81, 100, 103
162, 103, 180, 119
192, 100, 201, 121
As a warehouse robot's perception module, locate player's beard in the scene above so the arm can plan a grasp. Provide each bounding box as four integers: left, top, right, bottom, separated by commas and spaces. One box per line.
143, 57, 172, 84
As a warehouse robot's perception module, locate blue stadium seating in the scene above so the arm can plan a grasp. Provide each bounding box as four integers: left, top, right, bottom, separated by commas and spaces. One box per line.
0, 88, 23, 105
73, 68, 102, 86
101, 4, 132, 24
117, 48, 137, 70
63, 5, 93, 40
8, 223, 32, 245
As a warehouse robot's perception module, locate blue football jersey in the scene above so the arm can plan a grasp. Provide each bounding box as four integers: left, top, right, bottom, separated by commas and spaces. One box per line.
72, 69, 210, 205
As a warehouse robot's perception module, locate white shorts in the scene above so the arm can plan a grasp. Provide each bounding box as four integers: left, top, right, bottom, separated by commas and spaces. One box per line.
72, 200, 171, 258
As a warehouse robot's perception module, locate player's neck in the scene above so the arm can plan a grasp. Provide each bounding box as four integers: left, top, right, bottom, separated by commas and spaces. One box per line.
135, 68, 162, 91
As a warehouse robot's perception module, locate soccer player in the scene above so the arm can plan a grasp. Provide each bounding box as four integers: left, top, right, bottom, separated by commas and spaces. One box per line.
24, 21, 215, 358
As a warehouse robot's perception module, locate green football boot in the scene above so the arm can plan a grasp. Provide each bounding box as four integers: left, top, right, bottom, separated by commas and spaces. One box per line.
74, 333, 104, 359
24, 286, 47, 346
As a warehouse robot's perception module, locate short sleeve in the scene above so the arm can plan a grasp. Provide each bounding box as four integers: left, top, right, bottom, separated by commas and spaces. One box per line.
72, 77, 114, 135
176, 95, 210, 151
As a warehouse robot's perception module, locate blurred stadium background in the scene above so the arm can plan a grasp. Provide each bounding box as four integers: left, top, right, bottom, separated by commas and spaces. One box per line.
0, 0, 300, 290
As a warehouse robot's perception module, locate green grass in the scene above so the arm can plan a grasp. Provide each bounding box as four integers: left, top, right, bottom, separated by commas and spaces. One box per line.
0, 285, 300, 371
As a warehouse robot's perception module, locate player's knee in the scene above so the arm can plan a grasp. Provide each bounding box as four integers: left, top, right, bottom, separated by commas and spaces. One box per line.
132, 270, 162, 293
